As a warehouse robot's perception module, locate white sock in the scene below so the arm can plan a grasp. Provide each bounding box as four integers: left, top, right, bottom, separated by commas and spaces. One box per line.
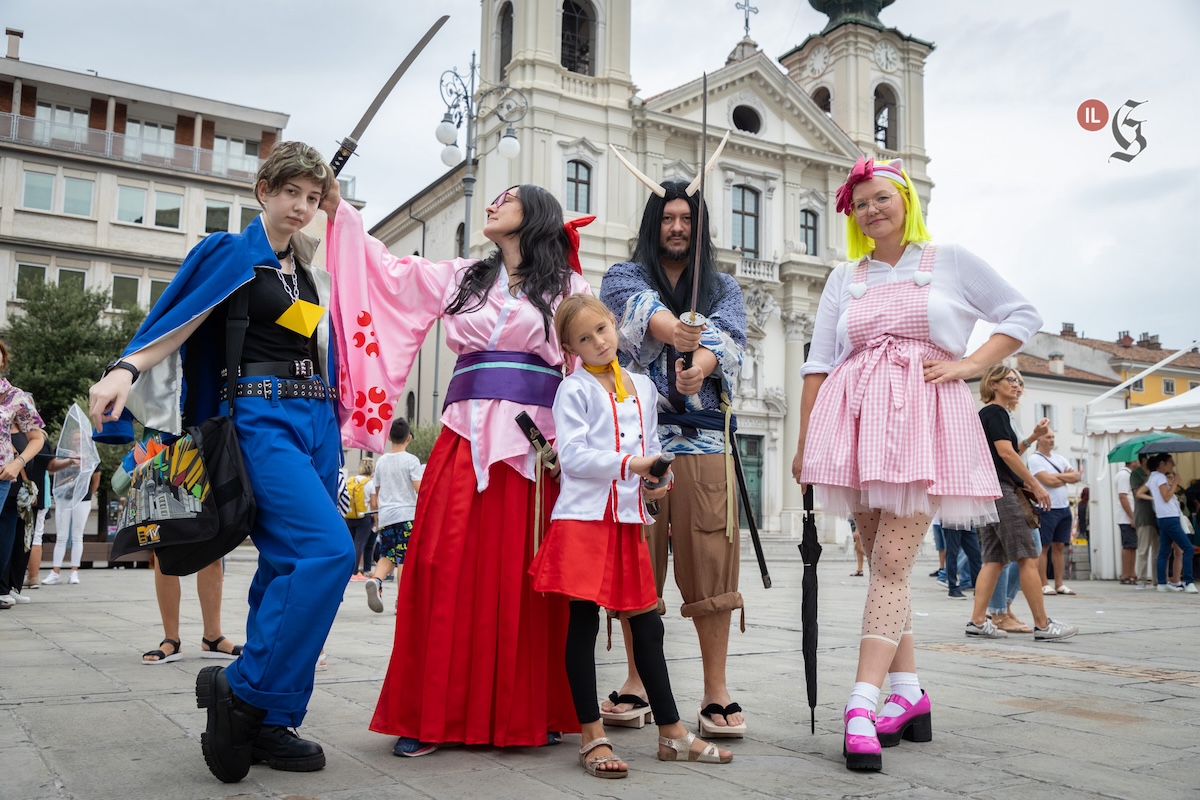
846, 682, 880, 737
882, 672, 922, 717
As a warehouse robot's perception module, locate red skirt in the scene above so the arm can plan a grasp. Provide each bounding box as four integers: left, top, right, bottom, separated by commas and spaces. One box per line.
370, 429, 578, 746
529, 516, 657, 611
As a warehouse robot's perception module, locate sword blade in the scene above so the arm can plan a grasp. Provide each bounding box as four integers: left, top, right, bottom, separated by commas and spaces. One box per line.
689, 72, 708, 318
331, 14, 450, 175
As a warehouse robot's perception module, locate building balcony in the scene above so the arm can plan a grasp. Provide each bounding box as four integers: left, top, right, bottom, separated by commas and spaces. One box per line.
0, 112, 261, 181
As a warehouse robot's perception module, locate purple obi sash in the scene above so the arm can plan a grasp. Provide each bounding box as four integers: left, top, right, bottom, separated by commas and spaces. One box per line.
442, 350, 563, 411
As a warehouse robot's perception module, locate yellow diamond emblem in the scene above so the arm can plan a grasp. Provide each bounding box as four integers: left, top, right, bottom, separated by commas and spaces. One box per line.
276, 299, 325, 338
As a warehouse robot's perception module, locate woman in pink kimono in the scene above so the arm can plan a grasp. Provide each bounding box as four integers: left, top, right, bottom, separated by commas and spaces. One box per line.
324, 183, 590, 755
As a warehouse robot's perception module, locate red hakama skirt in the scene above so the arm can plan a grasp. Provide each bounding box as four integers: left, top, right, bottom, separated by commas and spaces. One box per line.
529, 516, 657, 611
370, 429, 578, 746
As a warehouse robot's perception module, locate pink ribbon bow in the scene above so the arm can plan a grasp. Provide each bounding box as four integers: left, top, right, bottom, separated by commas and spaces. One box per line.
835, 156, 874, 216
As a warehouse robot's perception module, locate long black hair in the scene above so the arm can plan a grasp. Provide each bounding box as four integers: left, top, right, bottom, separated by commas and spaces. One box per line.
630, 179, 723, 317
444, 184, 571, 340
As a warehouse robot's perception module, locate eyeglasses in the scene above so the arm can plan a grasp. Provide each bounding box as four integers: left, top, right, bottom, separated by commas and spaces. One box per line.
491, 190, 520, 208
1002, 376, 1024, 386
853, 192, 898, 215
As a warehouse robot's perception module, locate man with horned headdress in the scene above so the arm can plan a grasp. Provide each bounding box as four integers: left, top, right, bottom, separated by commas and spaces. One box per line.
599, 177, 748, 738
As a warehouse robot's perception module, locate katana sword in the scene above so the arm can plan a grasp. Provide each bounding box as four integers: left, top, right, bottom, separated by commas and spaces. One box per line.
680, 72, 708, 372
731, 431, 771, 589
329, 14, 450, 176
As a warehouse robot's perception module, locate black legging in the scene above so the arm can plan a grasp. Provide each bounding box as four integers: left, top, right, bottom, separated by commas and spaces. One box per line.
565, 600, 680, 726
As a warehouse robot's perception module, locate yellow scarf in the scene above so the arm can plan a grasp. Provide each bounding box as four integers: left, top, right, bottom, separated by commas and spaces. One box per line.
583, 360, 629, 402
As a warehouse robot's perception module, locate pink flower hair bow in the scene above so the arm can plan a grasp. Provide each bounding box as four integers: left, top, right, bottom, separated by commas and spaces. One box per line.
835, 156, 874, 216
564, 215, 595, 274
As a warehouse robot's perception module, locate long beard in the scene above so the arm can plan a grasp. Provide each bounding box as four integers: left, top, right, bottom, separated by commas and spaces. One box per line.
660, 241, 689, 262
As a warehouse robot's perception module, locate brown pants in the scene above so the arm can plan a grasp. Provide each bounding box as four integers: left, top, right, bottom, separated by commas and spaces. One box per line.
646, 452, 742, 618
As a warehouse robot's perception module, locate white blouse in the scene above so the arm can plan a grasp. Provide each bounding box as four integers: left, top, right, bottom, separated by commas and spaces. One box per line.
551, 370, 662, 524
801, 242, 1042, 376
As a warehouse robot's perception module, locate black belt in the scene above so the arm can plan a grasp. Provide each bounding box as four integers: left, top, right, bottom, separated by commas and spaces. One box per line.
220, 378, 331, 402
220, 359, 315, 379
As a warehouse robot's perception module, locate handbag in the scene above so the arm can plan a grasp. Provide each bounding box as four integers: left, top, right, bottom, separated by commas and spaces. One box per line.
16, 467, 38, 551
109, 286, 257, 576
1010, 481, 1040, 529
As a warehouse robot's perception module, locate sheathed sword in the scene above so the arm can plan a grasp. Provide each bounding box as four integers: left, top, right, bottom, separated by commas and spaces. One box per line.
329, 15, 450, 176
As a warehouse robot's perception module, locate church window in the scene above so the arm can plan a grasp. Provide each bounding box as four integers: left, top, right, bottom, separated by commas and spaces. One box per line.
874, 85, 897, 150
455, 222, 466, 259
566, 160, 591, 213
406, 391, 416, 423
732, 185, 760, 258
812, 87, 832, 118
800, 209, 818, 257
498, 3, 514, 81
561, 1, 594, 76
732, 105, 761, 134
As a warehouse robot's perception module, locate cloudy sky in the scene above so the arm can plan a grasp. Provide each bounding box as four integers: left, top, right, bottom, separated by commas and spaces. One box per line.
5, 0, 1196, 353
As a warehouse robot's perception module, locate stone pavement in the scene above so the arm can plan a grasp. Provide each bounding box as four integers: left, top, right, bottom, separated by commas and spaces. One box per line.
3, 548, 1199, 800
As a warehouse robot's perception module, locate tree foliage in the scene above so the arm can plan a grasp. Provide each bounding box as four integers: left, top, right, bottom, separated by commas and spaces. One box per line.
407, 423, 442, 464
2, 281, 144, 433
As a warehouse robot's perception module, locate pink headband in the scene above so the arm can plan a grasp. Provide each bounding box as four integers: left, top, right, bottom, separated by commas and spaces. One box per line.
835, 156, 907, 216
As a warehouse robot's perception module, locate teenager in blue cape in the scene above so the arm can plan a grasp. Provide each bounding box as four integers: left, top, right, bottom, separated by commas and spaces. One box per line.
89, 142, 352, 784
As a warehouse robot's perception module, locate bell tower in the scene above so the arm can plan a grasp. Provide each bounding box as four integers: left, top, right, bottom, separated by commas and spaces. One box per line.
780, 0, 933, 185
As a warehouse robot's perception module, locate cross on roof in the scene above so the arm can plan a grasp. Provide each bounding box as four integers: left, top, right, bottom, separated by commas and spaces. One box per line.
736, 1, 759, 38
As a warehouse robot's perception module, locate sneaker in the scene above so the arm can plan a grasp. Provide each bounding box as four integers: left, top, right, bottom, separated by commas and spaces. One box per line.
68, 571, 80, 585
1170, 582, 1185, 591
349, 573, 369, 582
936, 578, 948, 588
1033, 619, 1078, 642
947, 589, 967, 599
393, 737, 438, 757
965, 619, 1007, 639
928, 570, 940, 578
366, 578, 384, 613
1185, 583, 1198, 594
7, 591, 31, 604
1135, 581, 1147, 590
41, 572, 62, 585
1158, 583, 1184, 592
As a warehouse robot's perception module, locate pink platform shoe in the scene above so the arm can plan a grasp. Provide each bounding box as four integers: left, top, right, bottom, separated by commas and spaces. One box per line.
875, 691, 933, 747
842, 707, 882, 771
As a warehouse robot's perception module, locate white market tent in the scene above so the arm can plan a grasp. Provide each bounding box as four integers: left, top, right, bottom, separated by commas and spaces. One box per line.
1085, 387, 1200, 579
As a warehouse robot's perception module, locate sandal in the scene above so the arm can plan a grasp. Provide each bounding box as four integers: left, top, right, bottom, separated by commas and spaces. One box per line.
142, 638, 183, 665
698, 702, 747, 738
850, 570, 864, 576
200, 635, 243, 660
658, 730, 732, 764
600, 691, 652, 728
579, 736, 628, 779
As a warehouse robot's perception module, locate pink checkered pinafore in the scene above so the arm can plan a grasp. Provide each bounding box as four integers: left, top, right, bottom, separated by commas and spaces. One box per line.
800, 245, 1000, 526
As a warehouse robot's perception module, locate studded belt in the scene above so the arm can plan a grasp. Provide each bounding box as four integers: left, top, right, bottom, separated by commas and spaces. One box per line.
219, 378, 332, 402
220, 359, 315, 379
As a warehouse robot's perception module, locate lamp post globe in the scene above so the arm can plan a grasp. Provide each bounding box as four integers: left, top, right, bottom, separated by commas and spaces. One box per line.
496, 126, 520, 160
435, 114, 459, 146
440, 144, 464, 167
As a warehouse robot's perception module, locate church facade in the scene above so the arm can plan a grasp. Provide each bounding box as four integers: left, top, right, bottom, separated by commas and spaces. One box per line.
372, 0, 933, 539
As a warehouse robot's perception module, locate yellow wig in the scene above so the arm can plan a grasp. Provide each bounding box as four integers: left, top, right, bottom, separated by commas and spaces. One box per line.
843, 162, 932, 260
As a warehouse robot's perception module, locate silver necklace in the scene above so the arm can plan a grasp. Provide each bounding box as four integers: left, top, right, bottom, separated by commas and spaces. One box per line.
275, 263, 299, 304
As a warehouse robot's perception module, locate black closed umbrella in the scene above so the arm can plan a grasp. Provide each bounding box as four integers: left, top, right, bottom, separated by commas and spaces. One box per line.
799, 485, 823, 734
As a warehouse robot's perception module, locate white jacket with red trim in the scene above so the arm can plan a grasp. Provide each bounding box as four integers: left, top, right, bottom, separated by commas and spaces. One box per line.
550, 369, 662, 524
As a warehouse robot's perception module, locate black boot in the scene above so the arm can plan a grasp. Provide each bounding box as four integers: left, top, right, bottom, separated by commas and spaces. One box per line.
252, 725, 326, 772
195, 665, 266, 783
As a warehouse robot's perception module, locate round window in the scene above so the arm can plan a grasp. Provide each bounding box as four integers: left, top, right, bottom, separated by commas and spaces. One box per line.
732, 105, 762, 134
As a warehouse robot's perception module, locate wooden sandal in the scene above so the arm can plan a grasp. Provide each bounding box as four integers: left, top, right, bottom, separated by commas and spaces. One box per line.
658, 731, 733, 764
579, 736, 628, 779
142, 638, 182, 665
600, 691, 653, 728
698, 702, 747, 738
200, 636, 243, 660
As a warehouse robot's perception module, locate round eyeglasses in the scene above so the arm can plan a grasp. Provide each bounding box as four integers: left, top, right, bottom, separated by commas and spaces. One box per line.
853, 192, 898, 215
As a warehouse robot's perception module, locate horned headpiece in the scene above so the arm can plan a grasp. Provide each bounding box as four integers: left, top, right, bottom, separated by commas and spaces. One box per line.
608, 130, 731, 199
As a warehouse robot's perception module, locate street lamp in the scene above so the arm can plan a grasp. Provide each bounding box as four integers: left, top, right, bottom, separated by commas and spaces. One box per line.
430, 51, 528, 415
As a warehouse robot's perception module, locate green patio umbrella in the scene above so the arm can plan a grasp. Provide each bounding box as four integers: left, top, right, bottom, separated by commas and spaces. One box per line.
1108, 432, 1182, 463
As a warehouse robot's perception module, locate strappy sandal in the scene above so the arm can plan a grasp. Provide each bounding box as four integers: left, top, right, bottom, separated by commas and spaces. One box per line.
142, 638, 182, 665
698, 702, 747, 738
200, 635, 243, 660
578, 736, 628, 779
658, 730, 733, 764
600, 691, 653, 728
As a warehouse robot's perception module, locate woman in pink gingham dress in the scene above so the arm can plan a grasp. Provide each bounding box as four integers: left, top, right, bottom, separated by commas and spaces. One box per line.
791, 158, 1040, 772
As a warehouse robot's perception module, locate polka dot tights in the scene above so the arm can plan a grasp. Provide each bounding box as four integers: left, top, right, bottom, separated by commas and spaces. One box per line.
854, 510, 932, 644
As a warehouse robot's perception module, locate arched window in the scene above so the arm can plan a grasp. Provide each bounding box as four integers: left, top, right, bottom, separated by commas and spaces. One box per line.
731, 185, 760, 258
561, 1, 594, 76
812, 87, 832, 118
498, 3, 514, 82
874, 85, 897, 150
455, 222, 466, 259
405, 391, 416, 423
566, 160, 591, 213
800, 209, 818, 257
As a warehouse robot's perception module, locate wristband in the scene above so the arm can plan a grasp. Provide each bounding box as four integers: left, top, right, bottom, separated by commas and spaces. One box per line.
103, 359, 140, 384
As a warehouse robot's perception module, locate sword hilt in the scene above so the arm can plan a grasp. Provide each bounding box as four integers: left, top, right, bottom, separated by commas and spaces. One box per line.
679, 312, 707, 373
644, 453, 675, 516
330, 137, 359, 177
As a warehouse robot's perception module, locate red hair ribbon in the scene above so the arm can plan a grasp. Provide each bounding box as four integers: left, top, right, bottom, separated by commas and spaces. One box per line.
563, 215, 596, 274
835, 156, 874, 216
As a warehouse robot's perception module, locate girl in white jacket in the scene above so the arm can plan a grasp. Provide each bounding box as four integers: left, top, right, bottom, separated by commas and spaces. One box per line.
529, 294, 732, 779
